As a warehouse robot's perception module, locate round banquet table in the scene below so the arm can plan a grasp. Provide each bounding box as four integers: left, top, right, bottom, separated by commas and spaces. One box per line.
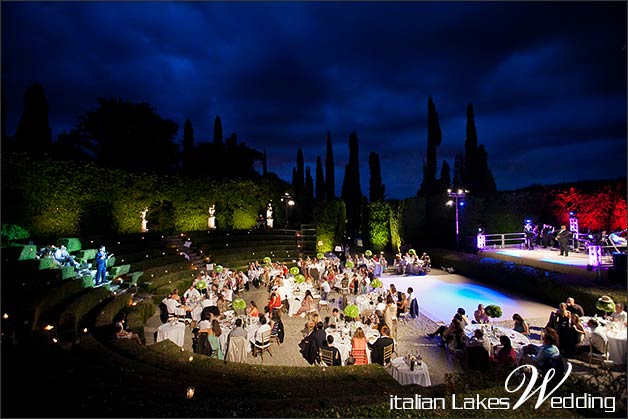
581, 316, 627, 365
156, 321, 186, 347
325, 323, 379, 364
389, 357, 431, 386
465, 324, 530, 359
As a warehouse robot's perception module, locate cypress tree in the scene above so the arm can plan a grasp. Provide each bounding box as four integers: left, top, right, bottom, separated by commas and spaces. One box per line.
438, 160, 451, 193
15, 82, 52, 154
315, 155, 325, 201
213, 115, 223, 145
341, 132, 363, 236
296, 147, 305, 188
464, 103, 478, 191
325, 131, 335, 199
453, 152, 464, 188
368, 151, 385, 202
418, 96, 442, 195
477, 145, 497, 193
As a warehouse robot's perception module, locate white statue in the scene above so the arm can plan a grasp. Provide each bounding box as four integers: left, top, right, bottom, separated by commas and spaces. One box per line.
208, 205, 216, 229
266, 203, 273, 228
140, 208, 149, 232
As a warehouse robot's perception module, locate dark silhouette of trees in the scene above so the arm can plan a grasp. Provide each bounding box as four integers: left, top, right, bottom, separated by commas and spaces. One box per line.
368, 151, 385, 202
462, 103, 496, 194
213, 116, 223, 145
292, 148, 306, 225
341, 131, 363, 237
304, 166, 315, 222
418, 96, 442, 196
453, 152, 464, 188
63, 97, 179, 172
325, 131, 335, 200
15, 82, 52, 154
182, 119, 194, 172
438, 160, 451, 192
315, 155, 325, 201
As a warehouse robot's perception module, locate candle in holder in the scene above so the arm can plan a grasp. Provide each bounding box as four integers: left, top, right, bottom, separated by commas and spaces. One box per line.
186, 387, 195, 399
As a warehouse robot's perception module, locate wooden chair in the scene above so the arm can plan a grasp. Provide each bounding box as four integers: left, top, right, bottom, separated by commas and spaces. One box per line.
318, 299, 330, 312
352, 348, 368, 365
253, 330, 272, 360
226, 335, 247, 363
588, 339, 611, 367
383, 343, 394, 367
269, 332, 281, 346
319, 348, 334, 367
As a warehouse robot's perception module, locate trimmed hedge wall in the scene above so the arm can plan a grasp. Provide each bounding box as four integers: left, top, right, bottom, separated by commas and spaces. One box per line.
2, 245, 37, 261
26, 279, 85, 330
94, 294, 134, 327
59, 287, 113, 337
313, 199, 346, 253
59, 237, 82, 252
124, 300, 156, 343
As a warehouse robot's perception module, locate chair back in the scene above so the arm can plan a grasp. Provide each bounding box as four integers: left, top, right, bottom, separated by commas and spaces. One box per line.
320, 348, 334, 366
226, 336, 248, 363
383, 343, 394, 365
256, 330, 271, 348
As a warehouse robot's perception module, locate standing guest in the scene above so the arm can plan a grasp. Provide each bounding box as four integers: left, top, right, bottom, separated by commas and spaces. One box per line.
494, 335, 516, 367
555, 225, 572, 257
270, 310, 284, 343
565, 297, 585, 317
407, 287, 419, 319
320, 278, 331, 302
94, 245, 108, 286
322, 335, 342, 366
548, 303, 571, 353
267, 289, 282, 313
610, 303, 627, 323
308, 321, 327, 362
351, 327, 368, 365
474, 304, 490, 324
383, 295, 397, 333
396, 293, 408, 316
512, 313, 530, 336
368, 325, 395, 365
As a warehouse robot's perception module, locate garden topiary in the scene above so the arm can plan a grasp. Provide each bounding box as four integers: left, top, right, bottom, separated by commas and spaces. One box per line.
595, 296, 615, 315
289, 266, 299, 276
484, 305, 502, 318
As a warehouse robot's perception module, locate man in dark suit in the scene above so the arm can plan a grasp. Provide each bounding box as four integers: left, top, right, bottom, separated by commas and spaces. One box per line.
322, 335, 342, 366
555, 225, 572, 257
368, 325, 395, 365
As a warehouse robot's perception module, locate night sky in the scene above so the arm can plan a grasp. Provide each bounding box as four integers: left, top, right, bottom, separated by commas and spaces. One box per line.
2, 1, 626, 199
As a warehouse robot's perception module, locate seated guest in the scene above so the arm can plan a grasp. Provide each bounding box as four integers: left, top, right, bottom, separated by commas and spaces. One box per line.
351, 327, 368, 365
208, 320, 224, 360
293, 290, 315, 317
610, 303, 627, 323
442, 318, 466, 350
226, 318, 247, 354
322, 335, 342, 366
183, 284, 201, 305
571, 314, 586, 345
565, 297, 584, 317
328, 308, 342, 327
368, 325, 395, 365
112, 312, 142, 344
309, 321, 327, 362
522, 328, 561, 374
466, 328, 491, 353
252, 316, 272, 354
53, 245, 80, 268
397, 293, 408, 316
162, 293, 190, 317
375, 296, 386, 313
426, 309, 467, 339
474, 304, 490, 324
216, 295, 229, 314
270, 310, 284, 343
246, 300, 260, 318
512, 313, 530, 336
494, 335, 516, 367
222, 285, 233, 302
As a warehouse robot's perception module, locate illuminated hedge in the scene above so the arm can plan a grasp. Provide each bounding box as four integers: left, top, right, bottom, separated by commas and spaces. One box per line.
367, 202, 390, 252
313, 199, 346, 253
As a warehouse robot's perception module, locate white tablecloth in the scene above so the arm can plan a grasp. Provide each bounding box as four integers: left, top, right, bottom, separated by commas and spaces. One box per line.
389, 357, 431, 386
325, 323, 379, 364
465, 324, 530, 358
156, 322, 186, 347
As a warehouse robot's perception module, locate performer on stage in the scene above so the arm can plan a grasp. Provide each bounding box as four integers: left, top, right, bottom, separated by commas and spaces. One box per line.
523, 221, 536, 250
555, 225, 572, 257
541, 224, 554, 248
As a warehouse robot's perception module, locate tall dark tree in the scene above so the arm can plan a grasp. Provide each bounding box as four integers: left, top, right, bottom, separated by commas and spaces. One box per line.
368, 151, 385, 202
304, 166, 315, 222
463, 103, 478, 191
182, 119, 194, 171
63, 98, 178, 172
437, 160, 451, 193
226, 132, 237, 149
325, 131, 335, 199
213, 116, 223, 145
315, 156, 325, 201
477, 145, 497, 193
341, 131, 363, 236
418, 96, 442, 195
453, 152, 464, 188
15, 82, 52, 154
262, 149, 268, 176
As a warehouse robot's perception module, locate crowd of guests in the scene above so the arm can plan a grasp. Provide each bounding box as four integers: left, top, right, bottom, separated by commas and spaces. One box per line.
392, 251, 431, 275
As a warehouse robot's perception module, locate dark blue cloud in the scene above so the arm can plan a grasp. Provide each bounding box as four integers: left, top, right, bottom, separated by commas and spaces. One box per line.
2, 1, 626, 198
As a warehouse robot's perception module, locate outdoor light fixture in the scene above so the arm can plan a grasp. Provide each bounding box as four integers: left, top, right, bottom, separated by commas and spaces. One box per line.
44, 325, 54, 331
186, 387, 195, 399
2, 313, 8, 319
447, 188, 468, 247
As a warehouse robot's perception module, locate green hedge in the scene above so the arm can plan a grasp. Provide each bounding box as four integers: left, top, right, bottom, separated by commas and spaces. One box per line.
76, 248, 97, 261
26, 279, 84, 330
37, 257, 57, 270
2, 245, 37, 261
59, 287, 113, 337
60, 265, 77, 280
59, 237, 82, 252
125, 300, 156, 343
367, 202, 390, 252
152, 277, 195, 304
94, 294, 134, 327
142, 269, 197, 292
110, 264, 131, 277
313, 199, 346, 253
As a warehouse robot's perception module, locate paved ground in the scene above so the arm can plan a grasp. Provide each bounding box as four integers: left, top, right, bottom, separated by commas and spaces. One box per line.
144, 271, 557, 386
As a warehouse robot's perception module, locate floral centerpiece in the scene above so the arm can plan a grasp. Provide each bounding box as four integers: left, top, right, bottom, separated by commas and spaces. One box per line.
231, 298, 246, 315
484, 304, 503, 319
364, 250, 373, 257
195, 280, 207, 291
596, 296, 615, 316
344, 304, 359, 320
294, 274, 305, 284
345, 260, 355, 269
317, 252, 325, 260
408, 249, 416, 256
289, 266, 300, 276
370, 278, 383, 289
263, 256, 272, 264
215, 265, 224, 273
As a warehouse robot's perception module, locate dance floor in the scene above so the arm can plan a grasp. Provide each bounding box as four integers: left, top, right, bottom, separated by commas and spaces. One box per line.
380, 272, 554, 324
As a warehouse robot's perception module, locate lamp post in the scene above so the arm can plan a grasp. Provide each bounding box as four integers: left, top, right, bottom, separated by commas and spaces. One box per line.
446, 188, 468, 248
280, 192, 295, 228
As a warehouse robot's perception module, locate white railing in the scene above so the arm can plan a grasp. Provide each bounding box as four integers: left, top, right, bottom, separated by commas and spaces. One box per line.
482, 233, 526, 249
